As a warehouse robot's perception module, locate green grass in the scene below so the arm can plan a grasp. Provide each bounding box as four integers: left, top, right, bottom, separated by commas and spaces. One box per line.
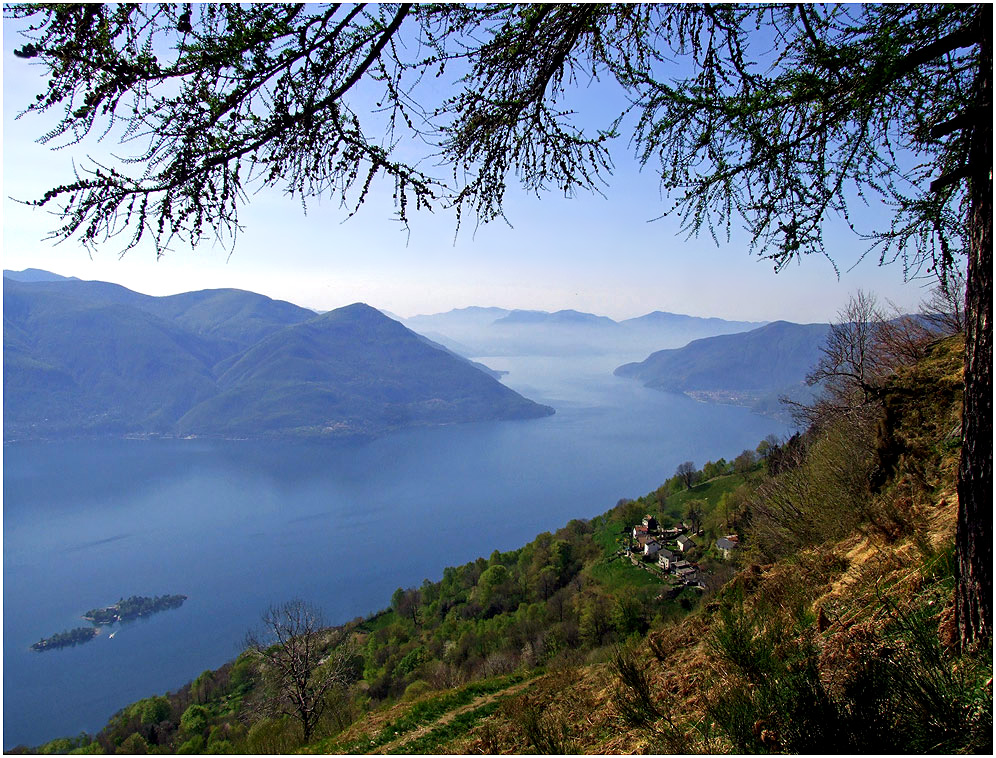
385, 700, 504, 754
588, 556, 664, 591
590, 516, 629, 556
355, 609, 397, 634
663, 473, 746, 519
308, 671, 533, 754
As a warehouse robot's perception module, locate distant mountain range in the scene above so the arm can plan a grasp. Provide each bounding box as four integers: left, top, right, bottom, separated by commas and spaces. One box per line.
402, 307, 765, 357
3, 273, 552, 441
614, 320, 831, 418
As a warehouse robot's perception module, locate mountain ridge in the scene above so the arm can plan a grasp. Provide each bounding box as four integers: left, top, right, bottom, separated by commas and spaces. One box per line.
3, 279, 552, 441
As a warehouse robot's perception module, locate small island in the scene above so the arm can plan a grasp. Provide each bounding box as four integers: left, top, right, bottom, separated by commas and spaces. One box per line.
32, 626, 99, 652
83, 594, 187, 624
31, 594, 187, 653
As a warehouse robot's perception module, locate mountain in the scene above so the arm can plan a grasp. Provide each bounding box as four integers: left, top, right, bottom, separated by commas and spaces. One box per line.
402, 307, 764, 358
493, 309, 618, 327
615, 320, 830, 414
177, 304, 549, 437
2, 268, 79, 282
404, 306, 511, 332
3, 278, 552, 440
620, 310, 763, 339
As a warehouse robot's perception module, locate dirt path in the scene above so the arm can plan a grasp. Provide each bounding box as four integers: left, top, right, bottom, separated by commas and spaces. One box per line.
370, 677, 537, 754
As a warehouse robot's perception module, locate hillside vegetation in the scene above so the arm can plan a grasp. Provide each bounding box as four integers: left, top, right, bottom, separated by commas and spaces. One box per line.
615, 321, 830, 418
16, 329, 989, 755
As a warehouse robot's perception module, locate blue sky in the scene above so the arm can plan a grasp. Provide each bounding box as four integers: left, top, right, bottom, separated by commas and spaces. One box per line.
2, 17, 935, 323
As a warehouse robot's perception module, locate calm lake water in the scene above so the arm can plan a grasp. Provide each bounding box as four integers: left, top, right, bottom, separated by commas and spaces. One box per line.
3, 354, 789, 748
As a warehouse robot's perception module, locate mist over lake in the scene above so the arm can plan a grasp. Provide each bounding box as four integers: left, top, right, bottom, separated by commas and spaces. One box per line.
3, 353, 789, 749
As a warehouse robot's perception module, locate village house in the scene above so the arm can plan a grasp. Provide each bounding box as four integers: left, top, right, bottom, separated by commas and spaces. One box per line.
642, 514, 658, 531
717, 535, 740, 559
676, 565, 699, 584
633, 524, 649, 540
643, 539, 661, 558
676, 534, 696, 552
657, 547, 676, 570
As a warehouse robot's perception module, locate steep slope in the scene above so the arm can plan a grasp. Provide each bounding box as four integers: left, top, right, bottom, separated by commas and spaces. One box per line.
177, 304, 553, 438
3, 279, 222, 437
142, 288, 315, 353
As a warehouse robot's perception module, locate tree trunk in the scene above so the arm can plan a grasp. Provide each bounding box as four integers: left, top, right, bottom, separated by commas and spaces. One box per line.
955, 3, 992, 650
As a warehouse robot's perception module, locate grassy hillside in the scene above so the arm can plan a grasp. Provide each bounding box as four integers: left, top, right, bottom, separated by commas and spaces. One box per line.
17, 335, 991, 755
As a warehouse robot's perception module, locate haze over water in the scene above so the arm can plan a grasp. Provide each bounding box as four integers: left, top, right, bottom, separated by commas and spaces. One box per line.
3, 352, 789, 749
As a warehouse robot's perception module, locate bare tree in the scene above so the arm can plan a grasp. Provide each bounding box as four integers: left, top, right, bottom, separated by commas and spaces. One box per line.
733, 449, 758, 479
921, 269, 967, 336
675, 461, 697, 490
874, 300, 942, 371
244, 600, 354, 744
808, 290, 885, 407
805, 290, 943, 430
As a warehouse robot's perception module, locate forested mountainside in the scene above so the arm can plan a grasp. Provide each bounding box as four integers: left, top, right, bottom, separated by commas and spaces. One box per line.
3, 276, 552, 440
615, 321, 830, 417
19, 333, 990, 755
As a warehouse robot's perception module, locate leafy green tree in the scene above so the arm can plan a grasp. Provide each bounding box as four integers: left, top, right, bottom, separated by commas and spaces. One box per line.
179, 704, 209, 736
133, 695, 171, 726
611, 594, 649, 638
701, 459, 730, 481
116, 733, 148, 755
7, 2, 989, 647
176, 735, 206, 755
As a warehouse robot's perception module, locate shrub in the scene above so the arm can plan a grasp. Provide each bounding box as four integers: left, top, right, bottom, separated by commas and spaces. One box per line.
245, 718, 300, 754
176, 735, 205, 754
179, 704, 208, 735
403, 680, 431, 701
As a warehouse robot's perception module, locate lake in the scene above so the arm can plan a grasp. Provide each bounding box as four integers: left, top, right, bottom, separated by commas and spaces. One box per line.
3, 353, 789, 748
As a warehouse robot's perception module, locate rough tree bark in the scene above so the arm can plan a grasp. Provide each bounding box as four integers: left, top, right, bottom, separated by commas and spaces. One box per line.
955, 2, 992, 650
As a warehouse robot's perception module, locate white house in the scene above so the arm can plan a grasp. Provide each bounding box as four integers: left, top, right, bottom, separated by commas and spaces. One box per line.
676, 534, 696, 552
657, 548, 676, 570
717, 535, 740, 559
643, 539, 661, 558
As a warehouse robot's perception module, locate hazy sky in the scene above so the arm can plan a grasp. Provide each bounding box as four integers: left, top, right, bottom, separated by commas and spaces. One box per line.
2, 17, 937, 323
